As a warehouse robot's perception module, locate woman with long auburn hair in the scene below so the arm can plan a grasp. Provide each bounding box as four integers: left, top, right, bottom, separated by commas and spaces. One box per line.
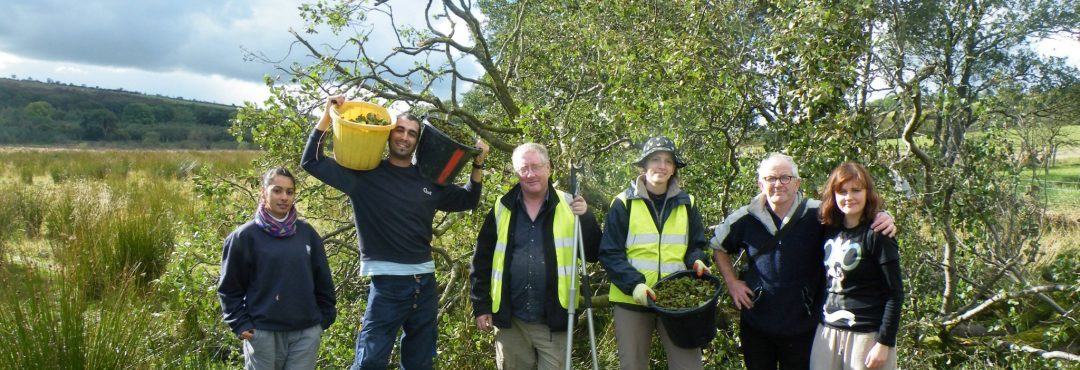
810, 162, 903, 370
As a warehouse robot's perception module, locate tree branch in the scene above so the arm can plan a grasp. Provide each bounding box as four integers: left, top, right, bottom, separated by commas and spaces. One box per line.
994, 339, 1080, 362
943, 285, 1071, 328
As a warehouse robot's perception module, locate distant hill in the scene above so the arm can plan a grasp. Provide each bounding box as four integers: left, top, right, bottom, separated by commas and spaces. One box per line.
0, 78, 247, 149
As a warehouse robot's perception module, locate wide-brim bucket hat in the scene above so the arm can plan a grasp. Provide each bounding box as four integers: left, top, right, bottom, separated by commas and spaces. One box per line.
634, 136, 687, 168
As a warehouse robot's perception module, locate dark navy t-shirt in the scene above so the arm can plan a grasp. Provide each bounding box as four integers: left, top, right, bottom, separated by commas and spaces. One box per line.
301, 129, 481, 264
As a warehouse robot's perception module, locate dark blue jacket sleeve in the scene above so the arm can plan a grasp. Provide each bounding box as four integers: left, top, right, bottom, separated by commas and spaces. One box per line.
682, 202, 710, 268
580, 209, 602, 263
876, 234, 904, 346
300, 128, 357, 193
438, 179, 483, 212
217, 230, 254, 335
309, 228, 337, 330
469, 210, 498, 317
598, 197, 645, 295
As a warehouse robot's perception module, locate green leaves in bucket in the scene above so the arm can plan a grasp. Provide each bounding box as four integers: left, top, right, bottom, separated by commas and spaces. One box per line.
427, 116, 474, 145
653, 276, 713, 310
357, 113, 390, 126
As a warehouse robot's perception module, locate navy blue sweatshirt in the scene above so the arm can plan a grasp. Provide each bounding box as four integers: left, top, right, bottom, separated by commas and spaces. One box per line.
217, 220, 336, 335
301, 129, 481, 264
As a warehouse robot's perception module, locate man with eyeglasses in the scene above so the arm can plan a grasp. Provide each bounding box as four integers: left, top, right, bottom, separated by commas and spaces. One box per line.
710, 153, 895, 370
469, 143, 601, 369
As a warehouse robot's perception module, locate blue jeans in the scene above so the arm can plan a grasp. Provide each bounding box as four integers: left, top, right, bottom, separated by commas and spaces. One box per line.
350, 274, 438, 370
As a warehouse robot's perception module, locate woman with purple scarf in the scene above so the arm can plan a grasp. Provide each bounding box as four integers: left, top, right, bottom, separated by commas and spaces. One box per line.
218, 167, 337, 370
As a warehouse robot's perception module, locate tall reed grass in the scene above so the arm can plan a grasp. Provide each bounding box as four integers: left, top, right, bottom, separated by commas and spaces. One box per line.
0, 264, 159, 369
0, 148, 261, 368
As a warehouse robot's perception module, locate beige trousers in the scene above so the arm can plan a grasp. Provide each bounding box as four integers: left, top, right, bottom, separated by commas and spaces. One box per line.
494, 317, 568, 370
809, 324, 897, 370
613, 306, 704, 370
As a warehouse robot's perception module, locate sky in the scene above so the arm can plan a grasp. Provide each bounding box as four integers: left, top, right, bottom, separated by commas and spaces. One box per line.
0, 1, 1077, 107
0, 0, 481, 106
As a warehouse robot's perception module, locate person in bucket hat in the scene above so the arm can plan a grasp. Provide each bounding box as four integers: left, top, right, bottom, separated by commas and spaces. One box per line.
634, 136, 687, 169
599, 136, 711, 370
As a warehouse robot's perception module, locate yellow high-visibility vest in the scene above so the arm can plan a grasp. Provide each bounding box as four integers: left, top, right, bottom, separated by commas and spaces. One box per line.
608, 193, 693, 305
490, 190, 579, 313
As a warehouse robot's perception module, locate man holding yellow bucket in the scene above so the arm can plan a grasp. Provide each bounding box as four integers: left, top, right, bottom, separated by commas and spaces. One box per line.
302, 95, 489, 369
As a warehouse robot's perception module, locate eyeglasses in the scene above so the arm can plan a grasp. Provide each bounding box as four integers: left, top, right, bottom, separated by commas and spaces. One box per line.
761, 175, 796, 184
515, 163, 549, 176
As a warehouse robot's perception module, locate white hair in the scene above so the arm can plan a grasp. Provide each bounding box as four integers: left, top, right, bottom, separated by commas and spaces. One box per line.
512, 142, 550, 169
757, 152, 800, 179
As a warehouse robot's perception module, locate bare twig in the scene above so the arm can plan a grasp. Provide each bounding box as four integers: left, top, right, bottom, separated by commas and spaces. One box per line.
993, 339, 1080, 362
943, 285, 1071, 328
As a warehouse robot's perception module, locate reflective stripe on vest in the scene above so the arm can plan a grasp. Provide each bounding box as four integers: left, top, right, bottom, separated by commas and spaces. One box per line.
608, 193, 693, 306
490, 190, 579, 313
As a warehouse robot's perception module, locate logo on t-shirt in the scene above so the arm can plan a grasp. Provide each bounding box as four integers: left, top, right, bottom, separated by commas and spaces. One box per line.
423, 187, 432, 196
823, 235, 862, 326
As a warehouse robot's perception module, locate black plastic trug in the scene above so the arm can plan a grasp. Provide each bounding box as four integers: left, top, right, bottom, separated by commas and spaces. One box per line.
647, 270, 722, 349
415, 122, 480, 186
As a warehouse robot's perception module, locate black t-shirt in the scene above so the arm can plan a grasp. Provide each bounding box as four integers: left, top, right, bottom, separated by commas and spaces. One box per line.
822, 223, 904, 346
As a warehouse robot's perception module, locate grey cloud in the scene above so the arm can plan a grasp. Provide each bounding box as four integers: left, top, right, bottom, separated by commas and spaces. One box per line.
0, 0, 483, 100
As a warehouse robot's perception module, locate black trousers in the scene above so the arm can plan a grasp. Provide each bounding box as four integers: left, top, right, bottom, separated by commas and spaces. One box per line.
739, 321, 815, 370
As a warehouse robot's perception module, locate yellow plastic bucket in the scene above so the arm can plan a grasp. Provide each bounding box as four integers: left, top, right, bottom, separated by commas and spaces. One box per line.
329, 101, 395, 171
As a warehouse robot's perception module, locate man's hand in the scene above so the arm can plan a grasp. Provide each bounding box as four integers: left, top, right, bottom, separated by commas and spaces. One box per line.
316, 95, 345, 131
692, 259, 711, 277
473, 139, 490, 166
864, 343, 891, 368
239, 329, 255, 340
870, 211, 896, 238
475, 314, 494, 332
570, 195, 588, 216
724, 279, 755, 310
632, 283, 655, 306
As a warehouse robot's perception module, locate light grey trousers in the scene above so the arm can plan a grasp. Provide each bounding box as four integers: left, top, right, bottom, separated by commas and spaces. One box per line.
243, 324, 323, 370
809, 324, 897, 370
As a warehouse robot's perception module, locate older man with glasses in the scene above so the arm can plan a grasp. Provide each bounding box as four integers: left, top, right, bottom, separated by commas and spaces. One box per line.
710, 153, 896, 370
470, 142, 602, 370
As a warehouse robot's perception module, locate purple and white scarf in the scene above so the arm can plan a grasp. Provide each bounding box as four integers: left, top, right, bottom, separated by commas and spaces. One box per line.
254, 203, 298, 238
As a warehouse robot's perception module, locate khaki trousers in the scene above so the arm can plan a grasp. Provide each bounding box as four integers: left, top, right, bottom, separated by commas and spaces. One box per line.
809, 324, 897, 370
494, 317, 568, 370
613, 306, 703, 370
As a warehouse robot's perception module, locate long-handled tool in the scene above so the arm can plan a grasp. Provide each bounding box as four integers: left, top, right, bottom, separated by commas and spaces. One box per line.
565, 164, 599, 370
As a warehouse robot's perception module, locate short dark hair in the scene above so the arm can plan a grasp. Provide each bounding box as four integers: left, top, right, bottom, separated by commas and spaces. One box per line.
396, 113, 424, 134
398, 113, 422, 124
261, 167, 296, 189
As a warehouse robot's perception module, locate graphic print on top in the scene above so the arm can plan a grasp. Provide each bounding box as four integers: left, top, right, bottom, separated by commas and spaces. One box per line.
822, 235, 861, 326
